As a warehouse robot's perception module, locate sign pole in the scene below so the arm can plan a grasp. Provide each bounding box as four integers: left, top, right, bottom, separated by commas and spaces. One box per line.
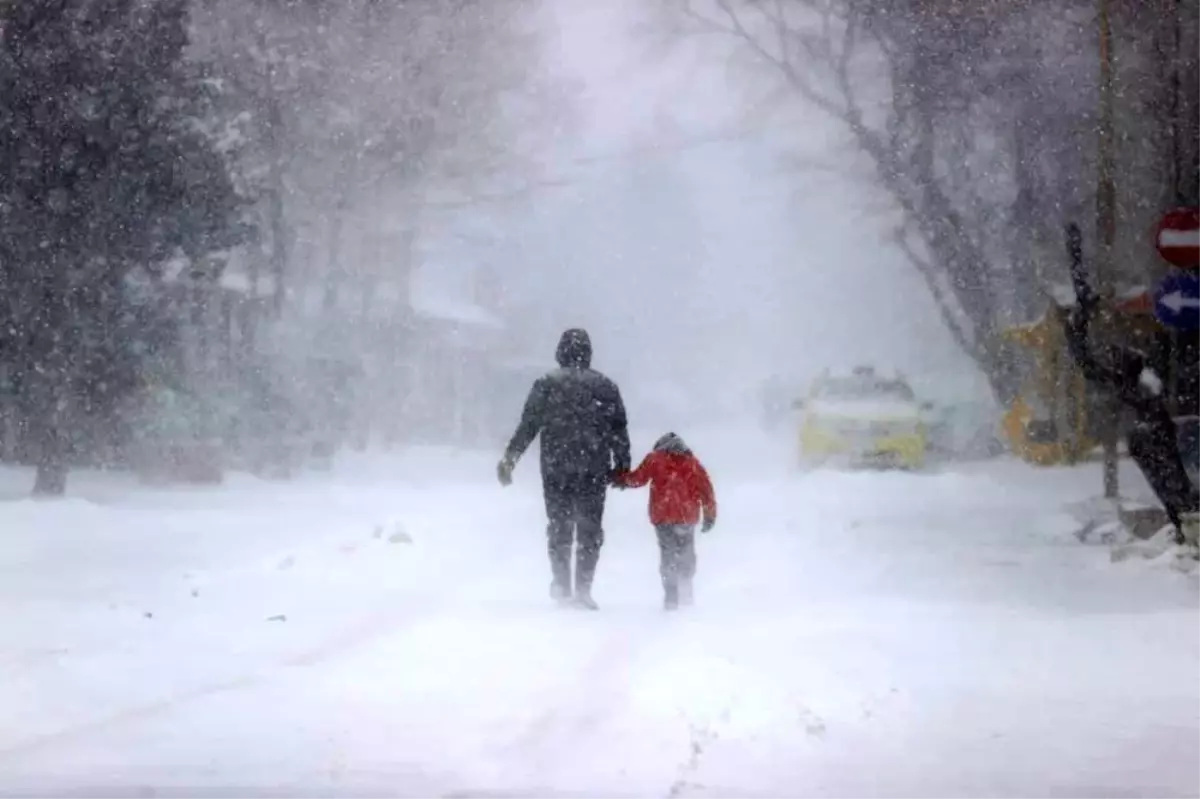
1171, 0, 1184, 207
1097, 0, 1120, 499
1170, 328, 1179, 417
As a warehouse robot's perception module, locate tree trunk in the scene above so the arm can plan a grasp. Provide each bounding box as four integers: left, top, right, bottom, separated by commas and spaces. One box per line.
266, 147, 287, 315
321, 206, 347, 313
32, 456, 68, 497
26, 265, 73, 497
258, 26, 289, 317
1172, 0, 1199, 204
28, 353, 70, 497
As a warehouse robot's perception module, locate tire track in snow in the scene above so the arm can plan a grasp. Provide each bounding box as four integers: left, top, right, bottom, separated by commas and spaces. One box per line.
0, 521, 410, 678
0, 598, 444, 763
492, 621, 645, 784
0, 511, 449, 759
480, 608, 730, 793
480, 612, 830, 796
0, 500, 543, 769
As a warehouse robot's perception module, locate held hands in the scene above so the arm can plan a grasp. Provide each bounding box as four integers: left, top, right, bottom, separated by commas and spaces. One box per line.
608, 469, 629, 489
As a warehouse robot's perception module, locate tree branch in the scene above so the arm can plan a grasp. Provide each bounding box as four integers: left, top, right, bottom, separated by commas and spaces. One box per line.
892, 224, 979, 360
709, 0, 847, 116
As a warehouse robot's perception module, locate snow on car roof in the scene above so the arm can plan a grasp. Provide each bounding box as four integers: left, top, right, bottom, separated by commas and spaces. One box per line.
815, 373, 916, 401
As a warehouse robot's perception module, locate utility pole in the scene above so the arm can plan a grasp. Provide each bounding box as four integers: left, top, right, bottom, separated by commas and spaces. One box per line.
1168, 0, 1183, 415
1097, 0, 1120, 499
1170, 0, 1183, 206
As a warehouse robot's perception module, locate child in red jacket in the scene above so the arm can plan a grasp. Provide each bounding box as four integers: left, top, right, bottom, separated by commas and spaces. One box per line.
618, 432, 717, 610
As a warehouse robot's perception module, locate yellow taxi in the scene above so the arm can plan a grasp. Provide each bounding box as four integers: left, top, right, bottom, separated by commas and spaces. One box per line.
796, 368, 929, 470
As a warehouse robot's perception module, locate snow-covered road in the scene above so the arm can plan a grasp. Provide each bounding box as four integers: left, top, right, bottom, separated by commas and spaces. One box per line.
1, 431, 1197, 797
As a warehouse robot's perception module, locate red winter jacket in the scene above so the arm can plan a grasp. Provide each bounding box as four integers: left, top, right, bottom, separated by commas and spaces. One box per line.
619, 433, 717, 527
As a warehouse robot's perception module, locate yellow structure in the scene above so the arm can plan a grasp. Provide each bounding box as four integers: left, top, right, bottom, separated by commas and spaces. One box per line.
1000, 289, 1162, 466
1000, 307, 1094, 465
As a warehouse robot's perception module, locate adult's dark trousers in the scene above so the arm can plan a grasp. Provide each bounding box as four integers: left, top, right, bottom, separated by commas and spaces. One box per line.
543, 472, 607, 594
1128, 422, 1200, 541
654, 523, 697, 591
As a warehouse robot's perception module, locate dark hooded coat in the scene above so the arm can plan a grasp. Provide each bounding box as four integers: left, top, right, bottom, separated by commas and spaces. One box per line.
504, 329, 631, 483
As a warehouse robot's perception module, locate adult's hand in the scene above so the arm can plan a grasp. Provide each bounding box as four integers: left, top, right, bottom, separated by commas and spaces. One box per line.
497, 457, 515, 487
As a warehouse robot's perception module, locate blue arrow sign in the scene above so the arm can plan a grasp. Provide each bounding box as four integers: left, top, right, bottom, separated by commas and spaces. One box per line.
1154, 271, 1200, 330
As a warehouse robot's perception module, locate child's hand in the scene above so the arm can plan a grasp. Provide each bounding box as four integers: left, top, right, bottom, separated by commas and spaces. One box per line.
608, 469, 629, 489
701, 516, 715, 533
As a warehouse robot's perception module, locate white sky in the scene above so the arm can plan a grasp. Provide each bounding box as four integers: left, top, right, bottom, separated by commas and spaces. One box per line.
486, 0, 993, 414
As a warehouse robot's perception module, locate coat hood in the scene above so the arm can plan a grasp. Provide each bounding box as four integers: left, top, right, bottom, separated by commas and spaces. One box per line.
555, 328, 593, 369
653, 432, 691, 455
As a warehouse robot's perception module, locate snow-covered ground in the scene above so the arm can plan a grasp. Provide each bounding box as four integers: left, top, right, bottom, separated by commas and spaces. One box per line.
1, 428, 1197, 797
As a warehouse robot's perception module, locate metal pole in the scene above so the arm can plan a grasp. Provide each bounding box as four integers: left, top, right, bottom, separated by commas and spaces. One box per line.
1169, 330, 1180, 417
1097, 0, 1120, 498
1170, 0, 1184, 206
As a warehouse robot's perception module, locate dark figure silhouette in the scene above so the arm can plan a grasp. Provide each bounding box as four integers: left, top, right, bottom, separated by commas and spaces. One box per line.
1062, 224, 1198, 543
497, 329, 631, 609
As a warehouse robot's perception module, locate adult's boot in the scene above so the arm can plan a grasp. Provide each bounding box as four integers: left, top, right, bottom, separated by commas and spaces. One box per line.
573, 545, 600, 610
548, 545, 572, 605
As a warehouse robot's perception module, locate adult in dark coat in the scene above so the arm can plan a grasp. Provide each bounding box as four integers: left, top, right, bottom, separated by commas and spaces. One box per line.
498, 328, 631, 608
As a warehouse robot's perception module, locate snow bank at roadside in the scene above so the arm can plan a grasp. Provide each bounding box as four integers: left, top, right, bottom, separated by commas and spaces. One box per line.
1061, 489, 1199, 575
916, 456, 1200, 575
1109, 528, 1200, 576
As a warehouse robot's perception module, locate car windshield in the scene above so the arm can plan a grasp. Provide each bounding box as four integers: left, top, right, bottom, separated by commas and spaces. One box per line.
816, 375, 916, 402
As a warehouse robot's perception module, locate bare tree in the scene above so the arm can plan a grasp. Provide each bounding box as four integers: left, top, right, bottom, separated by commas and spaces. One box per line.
189, 0, 574, 455
189, 0, 548, 315
663, 0, 1108, 399
666, 0, 1193, 403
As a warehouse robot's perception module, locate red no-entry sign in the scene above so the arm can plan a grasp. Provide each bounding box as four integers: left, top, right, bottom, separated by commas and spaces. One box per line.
1155, 207, 1199, 269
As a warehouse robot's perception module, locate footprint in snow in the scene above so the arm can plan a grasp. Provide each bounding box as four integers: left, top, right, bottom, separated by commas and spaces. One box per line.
372, 521, 412, 544
798, 705, 826, 738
